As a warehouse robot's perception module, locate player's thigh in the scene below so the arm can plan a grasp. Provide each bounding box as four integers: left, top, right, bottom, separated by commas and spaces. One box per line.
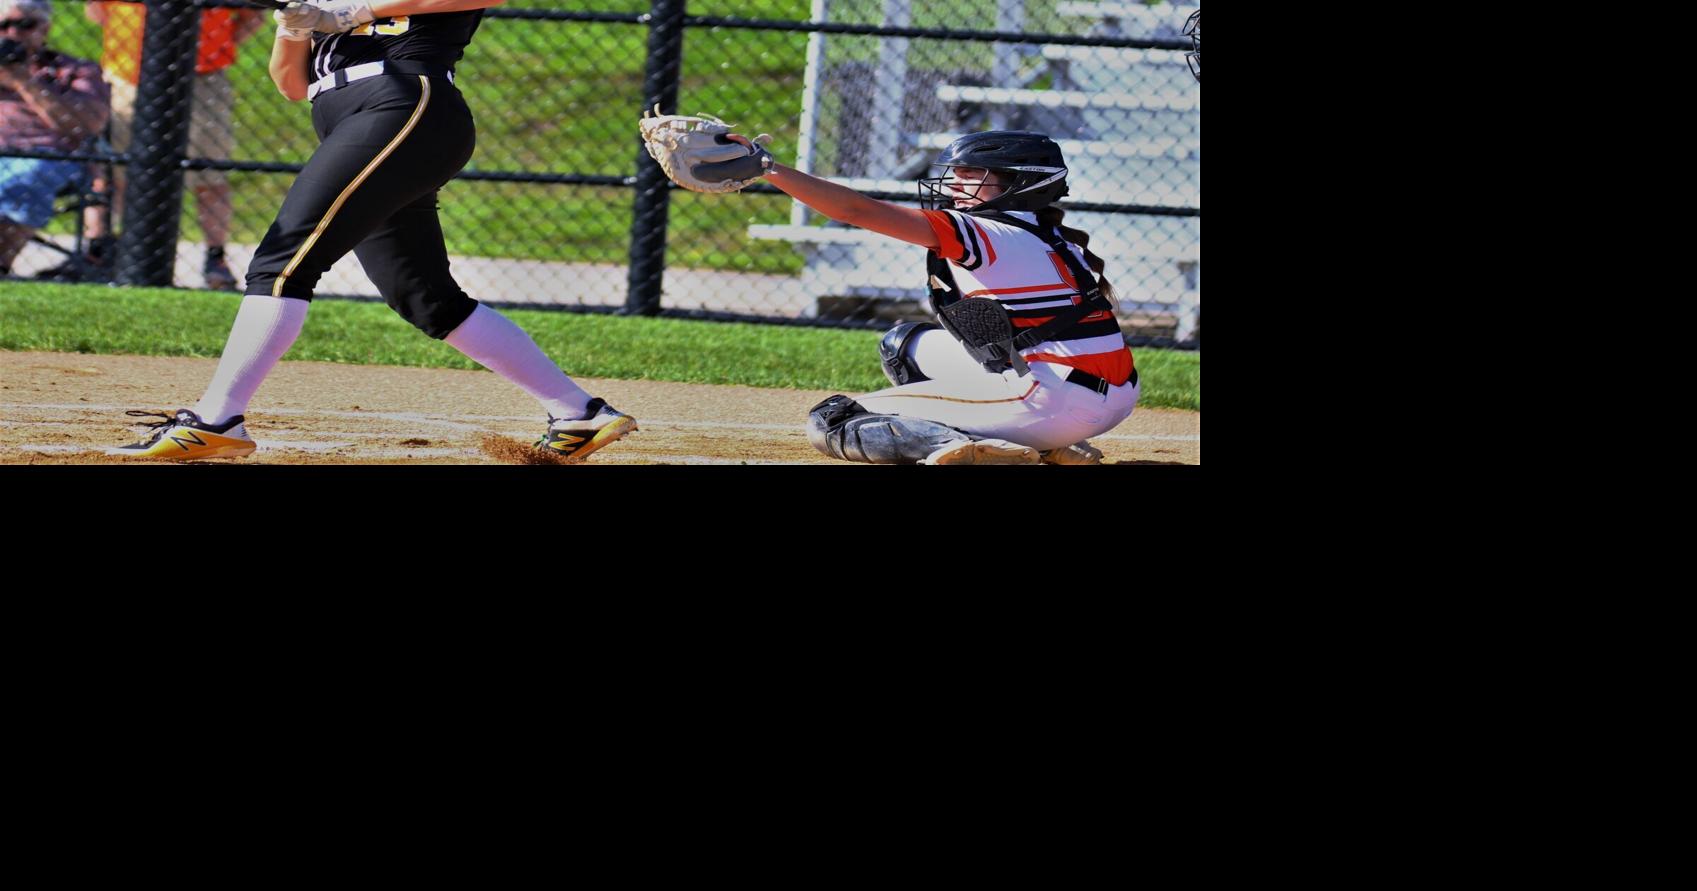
270, 104, 457, 257
353, 193, 475, 338
855, 360, 1139, 450
906, 327, 994, 380
855, 365, 1035, 440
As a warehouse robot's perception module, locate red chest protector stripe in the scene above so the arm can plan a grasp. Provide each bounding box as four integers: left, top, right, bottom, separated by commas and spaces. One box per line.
1027, 348, 1136, 386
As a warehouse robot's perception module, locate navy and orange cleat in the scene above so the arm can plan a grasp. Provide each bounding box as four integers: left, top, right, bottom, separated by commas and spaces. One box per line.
1041, 440, 1105, 465
534, 398, 638, 462
107, 409, 257, 460
922, 437, 1041, 465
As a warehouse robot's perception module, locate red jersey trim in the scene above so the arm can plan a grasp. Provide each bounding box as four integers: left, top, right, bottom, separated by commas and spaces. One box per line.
1028, 349, 1136, 387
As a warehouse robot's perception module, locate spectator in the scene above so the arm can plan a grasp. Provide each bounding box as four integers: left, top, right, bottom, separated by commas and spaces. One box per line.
82, 0, 263, 288
0, 0, 109, 276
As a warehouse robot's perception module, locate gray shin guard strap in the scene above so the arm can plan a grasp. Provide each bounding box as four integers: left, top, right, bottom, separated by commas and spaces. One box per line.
808, 396, 969, 464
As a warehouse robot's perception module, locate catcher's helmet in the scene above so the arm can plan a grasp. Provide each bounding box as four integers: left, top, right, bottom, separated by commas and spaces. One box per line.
918, 130, 1069, 213
1184, 10, 1200, 83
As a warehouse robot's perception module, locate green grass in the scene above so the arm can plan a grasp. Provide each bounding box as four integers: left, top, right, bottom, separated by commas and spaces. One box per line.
0, 282, 1200, 409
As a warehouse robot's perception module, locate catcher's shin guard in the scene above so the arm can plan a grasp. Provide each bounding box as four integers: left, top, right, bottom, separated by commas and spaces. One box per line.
879, 321, 940, 386
806, 394, 972, 464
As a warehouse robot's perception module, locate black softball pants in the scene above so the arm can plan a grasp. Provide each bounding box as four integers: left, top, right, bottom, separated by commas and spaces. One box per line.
244, 73, 478, 338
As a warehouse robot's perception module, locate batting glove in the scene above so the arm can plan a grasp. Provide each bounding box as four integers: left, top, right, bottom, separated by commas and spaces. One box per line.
278, 1, 376, 34
273, 9, 312, 42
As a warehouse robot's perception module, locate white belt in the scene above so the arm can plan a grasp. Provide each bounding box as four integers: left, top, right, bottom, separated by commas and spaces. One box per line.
306, 61, 454, 100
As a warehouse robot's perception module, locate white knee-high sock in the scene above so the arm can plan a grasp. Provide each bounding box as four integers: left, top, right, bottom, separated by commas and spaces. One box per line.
193, 294, 309, 425
444, 303, 593, 420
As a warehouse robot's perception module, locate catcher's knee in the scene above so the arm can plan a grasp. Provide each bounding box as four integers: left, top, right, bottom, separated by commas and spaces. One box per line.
879, 320, 940, 386
806, 394, 968, 464
393, 291, 478, 340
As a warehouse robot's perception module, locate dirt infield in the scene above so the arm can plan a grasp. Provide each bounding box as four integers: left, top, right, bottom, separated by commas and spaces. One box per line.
0, 351, 1200, 465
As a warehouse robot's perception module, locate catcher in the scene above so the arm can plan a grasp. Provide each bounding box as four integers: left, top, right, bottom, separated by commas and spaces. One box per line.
640, 113, 1138, 465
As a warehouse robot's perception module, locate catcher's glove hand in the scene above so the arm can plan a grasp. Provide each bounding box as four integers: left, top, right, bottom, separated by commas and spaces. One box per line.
639, 107, 774, 193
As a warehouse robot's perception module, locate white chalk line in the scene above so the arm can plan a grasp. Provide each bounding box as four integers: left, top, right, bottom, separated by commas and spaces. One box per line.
3, 402, 1198, 444
12, 442, 802, 464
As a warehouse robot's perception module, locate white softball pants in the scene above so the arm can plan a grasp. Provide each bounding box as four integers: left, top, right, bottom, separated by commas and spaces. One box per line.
854, 329, 1138, 452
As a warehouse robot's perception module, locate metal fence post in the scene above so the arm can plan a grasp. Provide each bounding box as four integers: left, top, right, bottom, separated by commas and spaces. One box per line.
624, 0, 688, 316
115, 0, 200, 287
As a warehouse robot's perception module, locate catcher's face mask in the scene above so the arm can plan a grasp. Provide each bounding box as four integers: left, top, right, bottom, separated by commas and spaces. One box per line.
919, 166, 1007, 210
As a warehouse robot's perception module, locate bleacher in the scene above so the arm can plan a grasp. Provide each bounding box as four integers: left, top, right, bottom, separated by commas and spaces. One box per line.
749, 0, 1200, 342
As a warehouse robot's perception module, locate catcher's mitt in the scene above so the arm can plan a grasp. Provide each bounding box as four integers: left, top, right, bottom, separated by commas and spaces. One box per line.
639, 107, 773, 193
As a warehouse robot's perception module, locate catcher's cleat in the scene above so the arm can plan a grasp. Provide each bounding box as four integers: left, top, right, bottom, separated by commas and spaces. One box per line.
534, 398, 638, 462
1041, 440, 1104, 465
922, 437, 1041, 465
108, 409, 256, 460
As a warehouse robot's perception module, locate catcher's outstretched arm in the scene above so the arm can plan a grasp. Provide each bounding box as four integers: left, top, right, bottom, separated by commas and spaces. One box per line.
721, 133, 935, 248
762, 165, 938, 250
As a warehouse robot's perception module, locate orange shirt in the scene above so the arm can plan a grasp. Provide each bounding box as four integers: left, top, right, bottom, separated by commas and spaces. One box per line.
97, 2, 255, 84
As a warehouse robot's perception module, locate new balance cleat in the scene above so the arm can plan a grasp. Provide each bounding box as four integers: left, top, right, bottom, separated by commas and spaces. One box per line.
1041, 440, 1105, 465
922, 437, 1041, 465
108, 409, 257, 460
534, 398, 638, 462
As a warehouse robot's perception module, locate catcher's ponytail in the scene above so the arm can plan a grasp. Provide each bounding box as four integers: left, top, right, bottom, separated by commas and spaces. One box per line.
1036, 206, 1118, 307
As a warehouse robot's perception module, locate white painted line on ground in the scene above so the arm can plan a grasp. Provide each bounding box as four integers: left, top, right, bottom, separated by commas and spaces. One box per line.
9, 442, 803, 464
0, 420, 86, 429
295, 448, 481, 459
257, 440, 355, 452
4, 403, 808, 437
5, 403, 1198, 443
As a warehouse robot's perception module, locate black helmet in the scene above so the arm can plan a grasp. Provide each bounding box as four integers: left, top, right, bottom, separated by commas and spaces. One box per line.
1183, 10, 1200, 83
917, 130, 1069, 213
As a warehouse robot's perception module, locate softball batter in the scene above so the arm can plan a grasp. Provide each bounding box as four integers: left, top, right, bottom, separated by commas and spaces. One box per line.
112, 0, 636, 461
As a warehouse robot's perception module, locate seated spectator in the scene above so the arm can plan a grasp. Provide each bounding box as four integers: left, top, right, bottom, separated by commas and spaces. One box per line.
0, 0, 109, 275
85, 1, 262, 289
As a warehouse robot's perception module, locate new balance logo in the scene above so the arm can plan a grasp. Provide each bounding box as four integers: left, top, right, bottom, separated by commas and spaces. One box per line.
169, 431, 208, 451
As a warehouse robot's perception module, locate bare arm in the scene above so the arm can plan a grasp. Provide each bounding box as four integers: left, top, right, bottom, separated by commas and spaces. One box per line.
725, 135, 937, 249
761, 163, 938, 249
269, 32, 311, 101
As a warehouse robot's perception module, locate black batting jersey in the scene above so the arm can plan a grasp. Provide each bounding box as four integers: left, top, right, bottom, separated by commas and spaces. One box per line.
310, 11, 485, 80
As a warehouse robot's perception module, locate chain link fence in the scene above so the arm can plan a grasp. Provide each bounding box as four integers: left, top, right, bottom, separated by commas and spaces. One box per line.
3, 0, 1199, 347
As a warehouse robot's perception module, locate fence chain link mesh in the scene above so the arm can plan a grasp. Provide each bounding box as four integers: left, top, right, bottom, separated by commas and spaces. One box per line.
3, 0, 1198, 347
